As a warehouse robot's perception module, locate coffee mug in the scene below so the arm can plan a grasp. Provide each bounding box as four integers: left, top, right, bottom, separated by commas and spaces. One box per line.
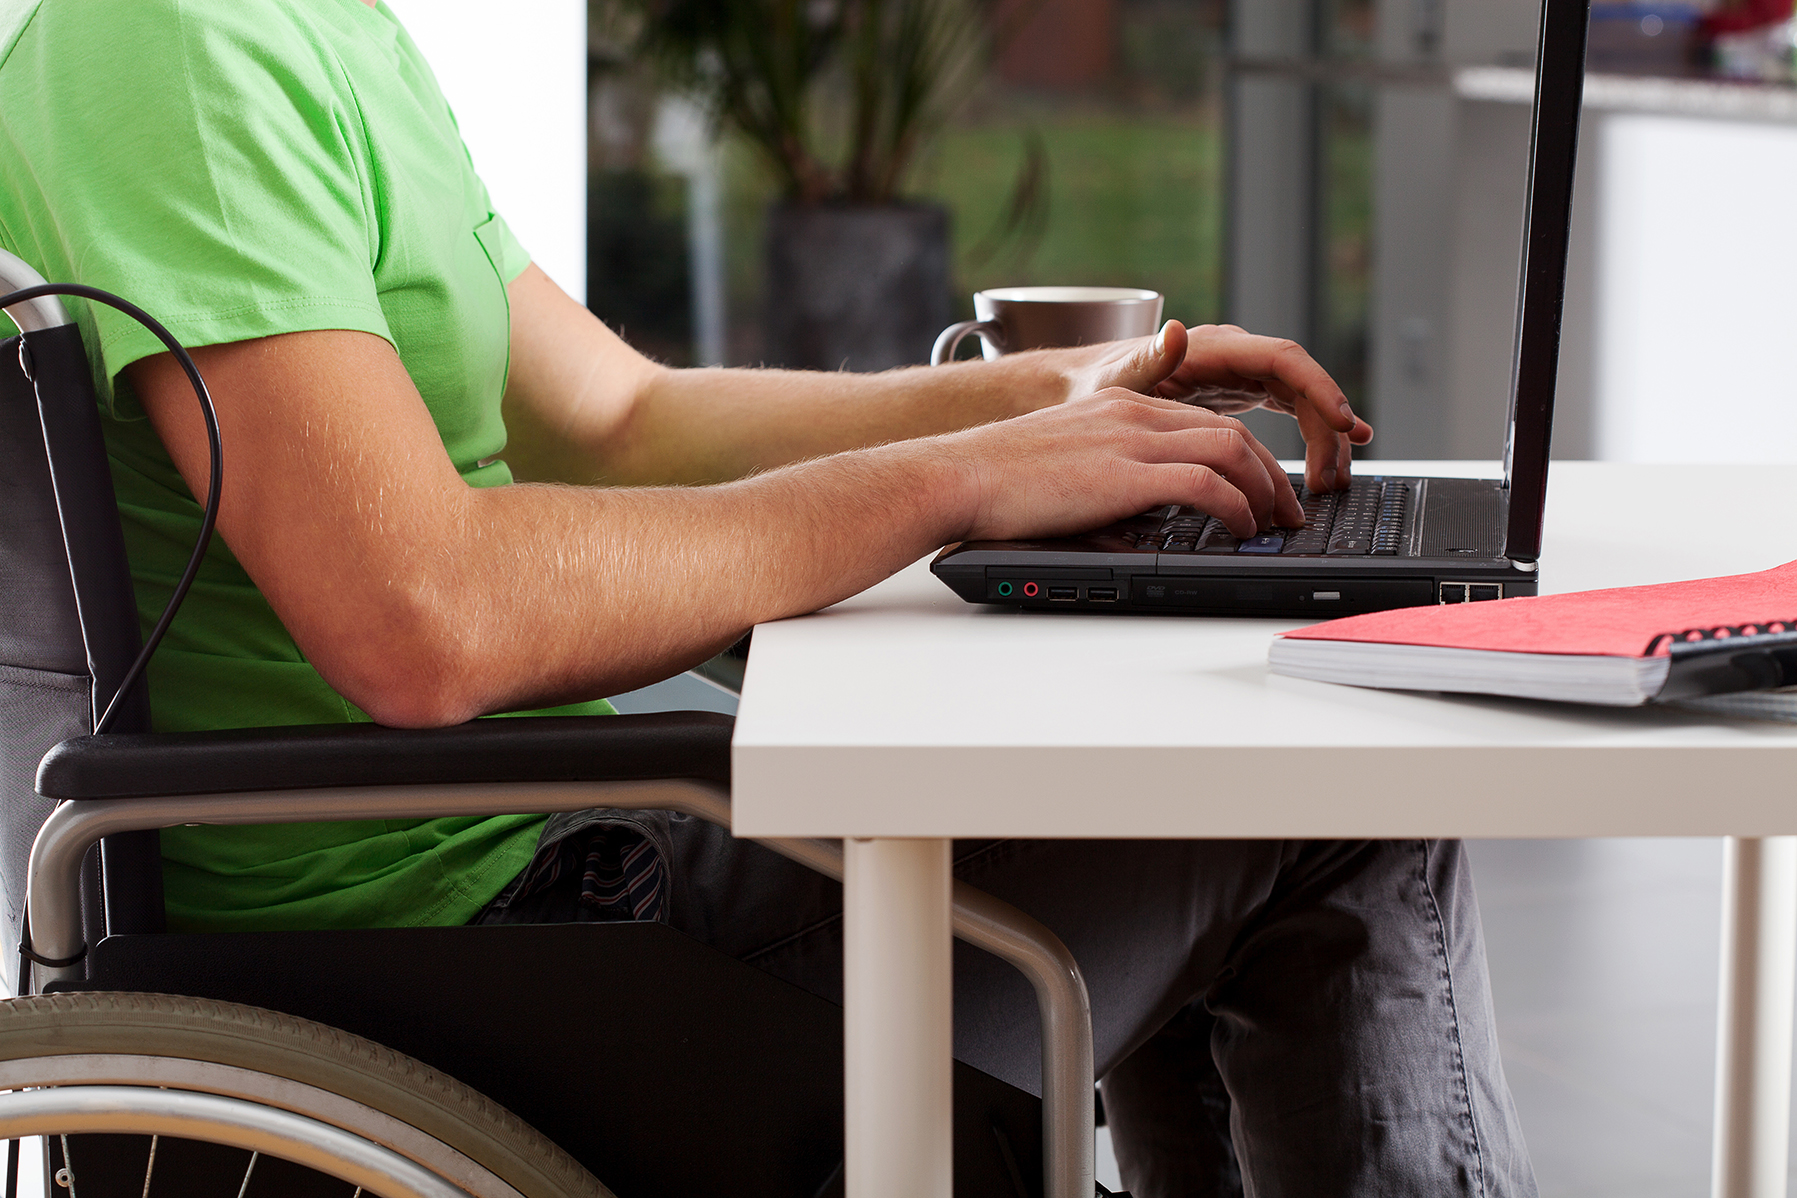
930, 286, 1164, 365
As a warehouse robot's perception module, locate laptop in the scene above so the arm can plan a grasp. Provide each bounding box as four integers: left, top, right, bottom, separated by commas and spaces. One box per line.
933, 0, 1590, 619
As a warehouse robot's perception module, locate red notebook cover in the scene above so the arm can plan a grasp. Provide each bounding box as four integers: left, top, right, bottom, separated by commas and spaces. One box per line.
1278, 559, 1797, 657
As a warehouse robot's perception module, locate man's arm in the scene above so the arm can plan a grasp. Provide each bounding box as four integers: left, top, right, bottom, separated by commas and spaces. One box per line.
128, 330, 1295, 728
501, 265, 1371, 491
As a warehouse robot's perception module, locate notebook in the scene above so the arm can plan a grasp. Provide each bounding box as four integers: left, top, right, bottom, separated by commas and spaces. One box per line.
1267, 559, 1797, 708
931, 0, 1593, 618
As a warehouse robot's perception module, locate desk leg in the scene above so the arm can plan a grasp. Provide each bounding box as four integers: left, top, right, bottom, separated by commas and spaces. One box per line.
845, 837, 953, 1198
1712, 837, 1797, 1198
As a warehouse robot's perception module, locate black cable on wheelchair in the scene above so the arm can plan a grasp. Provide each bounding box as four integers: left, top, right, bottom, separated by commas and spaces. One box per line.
2, 283, 222, 736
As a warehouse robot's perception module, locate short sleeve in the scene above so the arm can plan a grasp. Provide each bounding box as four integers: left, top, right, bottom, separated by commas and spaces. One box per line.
0, 0, 392, 414
478, 208, 532, 285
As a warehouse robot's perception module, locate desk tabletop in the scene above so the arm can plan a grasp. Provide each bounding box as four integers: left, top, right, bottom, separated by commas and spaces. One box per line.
732, 462, 1797, 839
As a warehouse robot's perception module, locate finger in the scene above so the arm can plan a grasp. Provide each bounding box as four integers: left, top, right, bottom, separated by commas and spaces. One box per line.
1149, 376, 1270, 413
1188, 413, 1302, 526
1203, 338, 1359, 441
1294, 400, 1348, 494
1162, 462, 1256, 537
1099, 320, 1188, 395
1267, 382, 1368, 492
1248, 384, 1366, 438
1257, 371, 1355, 441
1239, 423, 1305, 527
1091, 389, 1270, 433
1120, 389, 1221, 416
1123, 401, 1303, 526
1113, 390, 1264, 425
1143, 425, 1281, 531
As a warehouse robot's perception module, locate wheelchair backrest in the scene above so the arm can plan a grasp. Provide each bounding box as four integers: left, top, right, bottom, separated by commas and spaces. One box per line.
1, 247, 158, 991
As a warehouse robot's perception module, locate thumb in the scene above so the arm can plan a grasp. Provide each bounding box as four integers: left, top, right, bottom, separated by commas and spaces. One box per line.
1103, 319, 1186, 394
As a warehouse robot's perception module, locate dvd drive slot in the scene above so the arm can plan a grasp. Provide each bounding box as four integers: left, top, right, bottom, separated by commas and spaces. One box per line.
1133, 576, 1435, 610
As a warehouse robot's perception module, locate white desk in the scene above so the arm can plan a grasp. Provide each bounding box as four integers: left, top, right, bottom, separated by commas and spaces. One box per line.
733, 461, 1797, 1198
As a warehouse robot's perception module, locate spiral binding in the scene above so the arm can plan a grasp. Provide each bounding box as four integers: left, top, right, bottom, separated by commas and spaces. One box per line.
1646, 619, 1797, 657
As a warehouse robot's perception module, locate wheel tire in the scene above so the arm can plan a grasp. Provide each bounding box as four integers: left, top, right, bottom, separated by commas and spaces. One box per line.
0, 992, 613, 1198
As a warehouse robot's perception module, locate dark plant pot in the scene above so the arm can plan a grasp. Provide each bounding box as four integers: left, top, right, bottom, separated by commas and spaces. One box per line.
765, 202, 952, 372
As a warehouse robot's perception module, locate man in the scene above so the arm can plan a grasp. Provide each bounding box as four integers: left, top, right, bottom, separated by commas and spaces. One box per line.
0, 0, 1534, 1193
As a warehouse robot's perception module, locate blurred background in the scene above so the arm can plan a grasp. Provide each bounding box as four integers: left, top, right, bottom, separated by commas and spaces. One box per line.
388, 1, 1797, 1194
552, 0, 1797, 474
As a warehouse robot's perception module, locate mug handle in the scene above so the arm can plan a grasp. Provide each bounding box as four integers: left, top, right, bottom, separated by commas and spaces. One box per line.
931, 319, 1006, 365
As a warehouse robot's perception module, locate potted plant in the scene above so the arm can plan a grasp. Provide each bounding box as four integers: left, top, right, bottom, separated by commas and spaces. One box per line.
632, 0, 993, 369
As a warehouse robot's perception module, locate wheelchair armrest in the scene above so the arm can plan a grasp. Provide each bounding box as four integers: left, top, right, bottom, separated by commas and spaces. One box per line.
35, 711, 733, 800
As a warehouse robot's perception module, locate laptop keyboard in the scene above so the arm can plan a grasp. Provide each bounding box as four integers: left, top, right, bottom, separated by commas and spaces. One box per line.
1119, 477, 1412, 557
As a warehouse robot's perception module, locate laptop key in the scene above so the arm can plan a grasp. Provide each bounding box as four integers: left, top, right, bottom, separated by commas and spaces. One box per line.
1239, 534, 1284, 554
1193, 519, 1240, 553
1324, 480, 1384, 554
1370, 482, 1411, 555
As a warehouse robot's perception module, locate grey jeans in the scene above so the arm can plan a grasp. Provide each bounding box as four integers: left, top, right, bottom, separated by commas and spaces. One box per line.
480, 818, 1537, 1198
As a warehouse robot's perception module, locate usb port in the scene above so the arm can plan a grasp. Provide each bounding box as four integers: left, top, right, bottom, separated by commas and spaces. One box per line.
1468, 584, 1502, 602
1439, 583, 1468, 604
1047, 586, 1079, 602
1087, 587, 1118, 602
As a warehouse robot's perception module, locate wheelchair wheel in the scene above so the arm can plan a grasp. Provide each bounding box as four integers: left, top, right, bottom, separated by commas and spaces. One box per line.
0, 992, 613, 1198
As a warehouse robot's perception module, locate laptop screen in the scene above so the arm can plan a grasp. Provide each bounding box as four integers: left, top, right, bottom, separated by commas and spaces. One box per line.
1501, 0, 1591, 561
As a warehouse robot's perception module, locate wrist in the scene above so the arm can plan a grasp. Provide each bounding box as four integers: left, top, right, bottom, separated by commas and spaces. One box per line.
917, 435, 988, 546
862, 432, 986, 548
1023, 341, 1125, 410
1026, 347, 1090, 412
961, 348, 1084, 418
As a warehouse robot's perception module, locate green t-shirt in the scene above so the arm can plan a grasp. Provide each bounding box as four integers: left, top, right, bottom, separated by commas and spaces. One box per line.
0, 0, 607, 931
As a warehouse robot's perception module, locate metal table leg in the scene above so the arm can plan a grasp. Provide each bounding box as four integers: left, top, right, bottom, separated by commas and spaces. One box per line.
1713, 836, 1797, 1198
845, 837, 954, 1198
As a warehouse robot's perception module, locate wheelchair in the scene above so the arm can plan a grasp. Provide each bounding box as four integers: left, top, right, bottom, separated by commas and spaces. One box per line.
0, 249, 1102, 1197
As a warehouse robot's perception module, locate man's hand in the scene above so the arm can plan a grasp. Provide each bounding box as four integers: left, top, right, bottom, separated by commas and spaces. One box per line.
1063, 320, 1374, 496
941, 390, 1303, 541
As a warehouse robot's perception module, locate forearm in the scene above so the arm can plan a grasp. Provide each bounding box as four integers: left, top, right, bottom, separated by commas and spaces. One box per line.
311, 438, 973, 725
581, 352, 1075, 486
504, 263, 1077, 486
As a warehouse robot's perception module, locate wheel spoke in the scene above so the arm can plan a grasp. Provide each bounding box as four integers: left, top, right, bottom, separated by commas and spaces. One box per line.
138, 1135, 158, 1198
54, 1134, 75, 1197
234, 1150, 259, 1198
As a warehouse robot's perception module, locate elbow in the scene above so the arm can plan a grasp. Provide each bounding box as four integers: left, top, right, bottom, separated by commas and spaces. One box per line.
348, 669, 484, 730
327, 646, 489, 730
297, 589, 494, 730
